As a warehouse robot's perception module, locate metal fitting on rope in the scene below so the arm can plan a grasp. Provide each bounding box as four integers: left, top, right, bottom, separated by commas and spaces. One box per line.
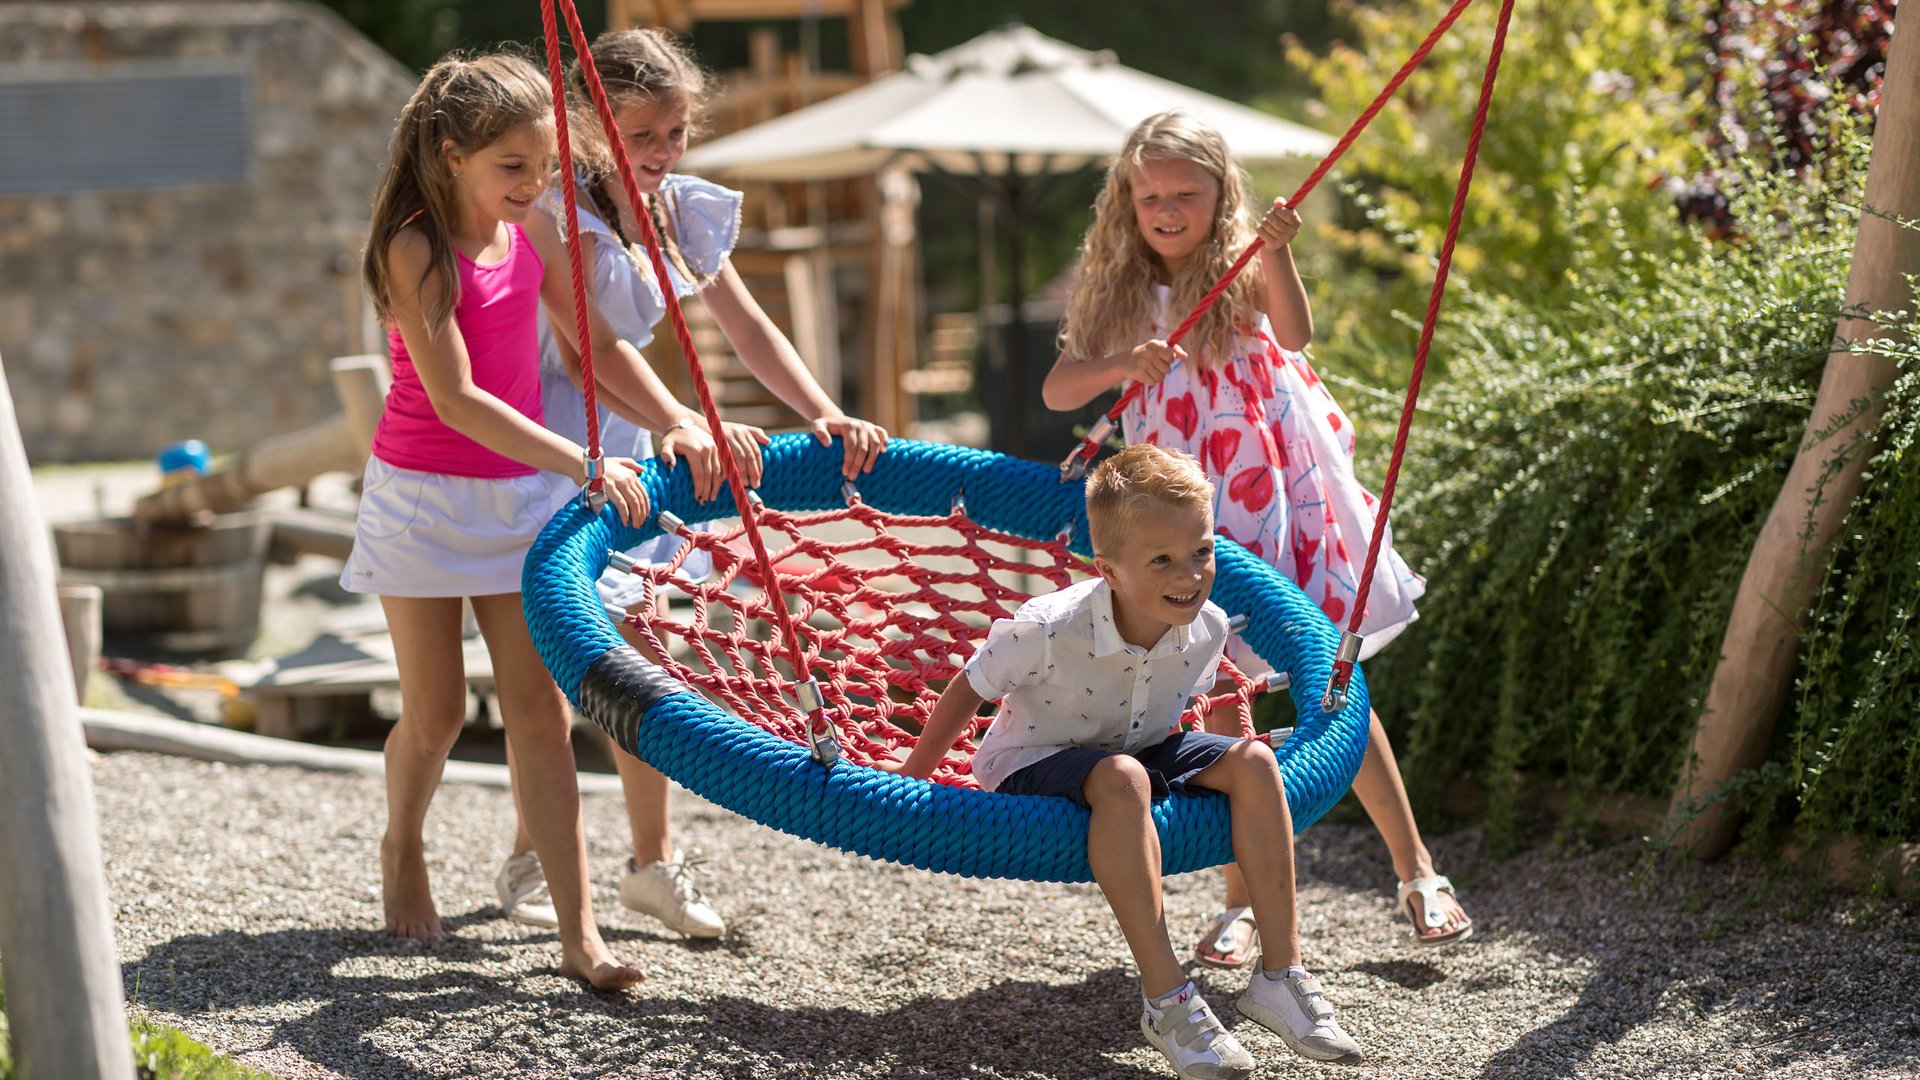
794, 679, 839, 766
1262, 726, 1297, 749
1057, 418, 1115, 483
1228, 612, 1250, 634
746, 489, 766, 508
1058, 443, 1092, 483
581, 452, 607, 513
1054, 520, 1075, 546
1084, 415, 1116, 452
656, 509, 686, 535
840, 479, 862, 506
950, 491, 967, 517
1319, 631, 1365, 713
607, 550, 639, 574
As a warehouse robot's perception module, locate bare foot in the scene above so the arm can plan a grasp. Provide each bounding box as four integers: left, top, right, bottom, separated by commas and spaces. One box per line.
559, 936, 645, 991
381, 834, 443, 939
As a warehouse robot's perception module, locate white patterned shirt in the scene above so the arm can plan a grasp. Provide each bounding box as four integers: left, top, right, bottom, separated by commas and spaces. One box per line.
966, 577, 1229, 792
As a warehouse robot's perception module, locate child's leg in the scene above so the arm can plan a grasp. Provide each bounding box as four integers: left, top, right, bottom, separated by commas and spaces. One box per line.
470, 592, 643, 990
1081, 756, 1185, 999
607, 738, 674, 866
1187, 740, 1301, 973
379, 595, 471, 939
610, 607, 673, 866
1197, 704, 1258, 965
507, 599, 675, 863
1190, 739, 1363, 1062
1350, 709, 1469, 938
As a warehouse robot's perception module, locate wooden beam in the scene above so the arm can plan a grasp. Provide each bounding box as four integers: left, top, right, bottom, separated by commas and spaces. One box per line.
0, 355, 135, 1080
132, 414, 363, 524
1670, 22, 1920, 856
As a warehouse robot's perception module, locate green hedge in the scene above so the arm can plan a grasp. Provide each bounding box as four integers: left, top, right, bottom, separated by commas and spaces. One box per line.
1344, 117, 1920, 850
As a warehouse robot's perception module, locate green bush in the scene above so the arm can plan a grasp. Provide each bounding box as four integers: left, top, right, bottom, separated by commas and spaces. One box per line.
1349, 110, 1920, 851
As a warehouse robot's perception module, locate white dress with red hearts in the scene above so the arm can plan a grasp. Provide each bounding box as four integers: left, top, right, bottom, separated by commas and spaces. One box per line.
1120, 286, 1425, 667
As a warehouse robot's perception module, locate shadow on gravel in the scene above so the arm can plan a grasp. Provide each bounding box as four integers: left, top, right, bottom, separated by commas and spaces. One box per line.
624, 969, 1174, 1079
1348, 959, 1447, 991
128, 919, 1173, 1078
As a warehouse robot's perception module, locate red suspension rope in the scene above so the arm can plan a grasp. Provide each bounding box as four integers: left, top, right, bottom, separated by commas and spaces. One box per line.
538, 0, 603, 501
541, 0, 839, 759
1057, 0, 1481, 482
1322, 0, 1518, 710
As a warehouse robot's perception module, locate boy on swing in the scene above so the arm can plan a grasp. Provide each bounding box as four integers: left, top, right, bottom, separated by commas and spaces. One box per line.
894, 444, 1361, 1076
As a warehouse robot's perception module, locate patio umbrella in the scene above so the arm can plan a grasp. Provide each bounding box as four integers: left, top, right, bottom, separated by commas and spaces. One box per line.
683, 21, 1336, 456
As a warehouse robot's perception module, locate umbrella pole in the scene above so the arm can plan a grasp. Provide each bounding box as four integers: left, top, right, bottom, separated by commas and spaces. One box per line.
1002, 170, 1029, 459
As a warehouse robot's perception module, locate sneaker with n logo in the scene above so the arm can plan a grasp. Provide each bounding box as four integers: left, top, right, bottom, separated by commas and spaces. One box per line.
1141, 983, 1255, 1080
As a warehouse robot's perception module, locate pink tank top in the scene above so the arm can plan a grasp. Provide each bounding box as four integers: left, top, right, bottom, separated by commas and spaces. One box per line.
372, 223, 546, 478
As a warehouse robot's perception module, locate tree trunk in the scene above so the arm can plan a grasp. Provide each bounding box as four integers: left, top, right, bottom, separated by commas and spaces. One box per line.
0, 356, 135, 1079
1671, 23, 1920, 857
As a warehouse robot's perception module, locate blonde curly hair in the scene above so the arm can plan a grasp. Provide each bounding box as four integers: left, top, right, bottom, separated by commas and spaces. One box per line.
1058, 111, 1263, 371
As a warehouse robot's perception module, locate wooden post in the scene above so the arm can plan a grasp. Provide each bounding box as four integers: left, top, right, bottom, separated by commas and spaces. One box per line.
57, 583, 103, 704
329, 353, 390, 461
1671, 23, 1920, 857
0, 357, 135, 1079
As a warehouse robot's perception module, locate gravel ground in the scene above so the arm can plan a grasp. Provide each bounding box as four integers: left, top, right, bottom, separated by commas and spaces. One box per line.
91, 751, 1920, 1080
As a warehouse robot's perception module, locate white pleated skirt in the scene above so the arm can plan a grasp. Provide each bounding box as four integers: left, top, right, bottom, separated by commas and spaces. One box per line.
341, 457, 574, 598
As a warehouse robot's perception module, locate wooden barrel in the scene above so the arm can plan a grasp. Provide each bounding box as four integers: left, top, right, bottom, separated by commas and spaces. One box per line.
52, 513, 271, 657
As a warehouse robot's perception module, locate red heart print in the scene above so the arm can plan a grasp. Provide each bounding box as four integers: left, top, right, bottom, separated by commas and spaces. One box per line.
1204, 428, 1242, 477
1164, 394, 1199, 442
1322, 583, 1347, 625
1228, 466, 1274, 514
1291, 528, 1321, 586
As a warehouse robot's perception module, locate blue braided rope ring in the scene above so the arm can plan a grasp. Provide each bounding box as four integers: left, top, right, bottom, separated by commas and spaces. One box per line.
524, 434, 1369, 884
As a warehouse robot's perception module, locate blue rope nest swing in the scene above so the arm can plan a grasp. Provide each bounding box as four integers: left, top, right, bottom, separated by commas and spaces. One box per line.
505, 0, 1535, 887
521, 434, 1371, 884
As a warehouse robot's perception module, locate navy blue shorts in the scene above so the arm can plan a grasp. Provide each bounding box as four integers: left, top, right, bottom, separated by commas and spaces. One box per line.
997, 731, 1243, 807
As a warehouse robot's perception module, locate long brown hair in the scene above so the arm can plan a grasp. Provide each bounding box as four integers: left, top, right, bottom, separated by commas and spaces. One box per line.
1059, 111, 1262, 369
566, 28, 713, 288
363, 53, 555, 332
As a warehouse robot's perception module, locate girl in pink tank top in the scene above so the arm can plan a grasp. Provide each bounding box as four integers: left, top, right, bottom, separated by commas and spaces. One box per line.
346, 53, 689, 993
372, 220, 547, 478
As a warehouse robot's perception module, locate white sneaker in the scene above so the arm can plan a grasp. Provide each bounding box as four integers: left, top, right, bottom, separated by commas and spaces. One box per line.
619, 850, 725, 938
1236, 963, 1362, 1063
1141, 985, 1255, 1080
495, 851, 559, 929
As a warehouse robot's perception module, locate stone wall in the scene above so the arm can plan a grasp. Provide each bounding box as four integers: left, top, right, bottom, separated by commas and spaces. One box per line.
0, 1, 414, 463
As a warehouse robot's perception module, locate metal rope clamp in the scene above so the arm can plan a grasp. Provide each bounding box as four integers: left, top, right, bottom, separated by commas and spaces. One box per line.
794, 677, 839, 766
1319, 631, 1365, 713
581, 452, 607, 513
1057, 416, 1115, 483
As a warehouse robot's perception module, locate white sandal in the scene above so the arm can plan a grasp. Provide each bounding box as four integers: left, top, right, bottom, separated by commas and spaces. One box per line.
1193, 906, 1259, 969
1396, 875, 1472, 946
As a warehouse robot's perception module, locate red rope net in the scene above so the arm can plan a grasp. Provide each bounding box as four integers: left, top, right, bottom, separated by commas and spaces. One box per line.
610, 504, 1269, 787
